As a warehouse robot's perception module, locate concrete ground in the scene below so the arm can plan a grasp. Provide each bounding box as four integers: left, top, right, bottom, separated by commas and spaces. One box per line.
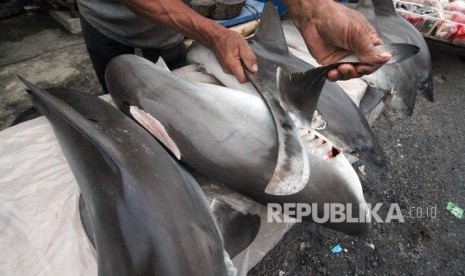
1, 11, 464, 276
0, 12, 100, 130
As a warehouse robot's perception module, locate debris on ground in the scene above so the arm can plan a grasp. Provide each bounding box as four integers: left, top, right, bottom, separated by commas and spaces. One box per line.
446, 202, 464, 219
331, 245, 343, 254
358, 165, 367, 176
364, 241, 376, 250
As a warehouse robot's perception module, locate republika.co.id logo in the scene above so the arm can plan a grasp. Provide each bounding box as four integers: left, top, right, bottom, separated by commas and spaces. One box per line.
267, 203, 437, 223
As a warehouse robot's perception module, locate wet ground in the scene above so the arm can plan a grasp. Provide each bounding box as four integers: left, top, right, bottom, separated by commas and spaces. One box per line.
1, 12, 464, 276
250, 45, 465, 275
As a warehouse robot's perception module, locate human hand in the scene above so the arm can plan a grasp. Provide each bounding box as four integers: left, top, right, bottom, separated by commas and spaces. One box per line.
120, 0, 257, 83
209, 29, 257, 83
284, 0, 391, 81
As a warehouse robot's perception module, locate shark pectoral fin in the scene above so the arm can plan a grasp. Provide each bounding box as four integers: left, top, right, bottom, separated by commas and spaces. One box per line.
211, 198, 261, 258
338, 43, 420, 65
277, 67, 328, 128
245, 70, 310, 196
129, 106, 181, 160
359, 85, 387, 114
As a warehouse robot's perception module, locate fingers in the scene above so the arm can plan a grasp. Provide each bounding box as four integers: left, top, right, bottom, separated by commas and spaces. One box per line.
328, 11, 390, 80
351, 18, 391, 65
327, 69, 340, 82
327, 63, 382, 81
369, 32, 383, 46
239, 43, 257, 74
224, 58, 247, 83
355, 63, 382, 76
356, 43, 391, 66
327, 64, 358, 82
213, 30, 257, 84
224, 44, 256, 84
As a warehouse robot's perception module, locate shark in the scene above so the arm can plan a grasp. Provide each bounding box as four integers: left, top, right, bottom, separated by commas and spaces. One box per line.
357, 0, 434, 102
187, 2, 387, 165
105, 54, 371, 235
78, 194, 260, 261
341, 0, 432, 114
19, 78, 232, 276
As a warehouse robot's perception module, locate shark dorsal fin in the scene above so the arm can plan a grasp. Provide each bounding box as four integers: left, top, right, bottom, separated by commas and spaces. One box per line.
253, 2, 288, 54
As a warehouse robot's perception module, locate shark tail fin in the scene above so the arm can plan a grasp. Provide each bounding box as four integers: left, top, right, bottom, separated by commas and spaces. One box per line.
277, 67, 327, 128
253, 2, 289, 54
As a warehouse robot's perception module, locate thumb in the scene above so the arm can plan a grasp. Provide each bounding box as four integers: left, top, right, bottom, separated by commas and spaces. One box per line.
354, 32, 391, 65
239, 43, 257, 74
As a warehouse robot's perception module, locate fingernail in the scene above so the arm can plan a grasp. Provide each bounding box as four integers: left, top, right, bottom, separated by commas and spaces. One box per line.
252, 63, 258, 73
378, 52, 392, 59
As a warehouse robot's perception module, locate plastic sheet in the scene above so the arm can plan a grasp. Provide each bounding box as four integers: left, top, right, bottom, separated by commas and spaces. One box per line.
0, 117, 97, 275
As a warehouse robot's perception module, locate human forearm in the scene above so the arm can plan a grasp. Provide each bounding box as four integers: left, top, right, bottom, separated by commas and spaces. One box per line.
117, 0, 256, 83
118, 0, 227, 49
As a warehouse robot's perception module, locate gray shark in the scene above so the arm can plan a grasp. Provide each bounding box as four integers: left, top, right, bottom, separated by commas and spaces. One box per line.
358, 0, 434, 102
187, 3, 387, 166
79, 193, 260, 260
105, 54, 371, 235
19, 78, 230, 276
352, 0, 432, 114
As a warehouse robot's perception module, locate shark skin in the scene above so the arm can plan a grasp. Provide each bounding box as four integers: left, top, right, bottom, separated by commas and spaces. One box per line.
79, 194, 261, 259
20, 78, 229, 276
105, 55, 370, 235
187, 5, 386, 166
